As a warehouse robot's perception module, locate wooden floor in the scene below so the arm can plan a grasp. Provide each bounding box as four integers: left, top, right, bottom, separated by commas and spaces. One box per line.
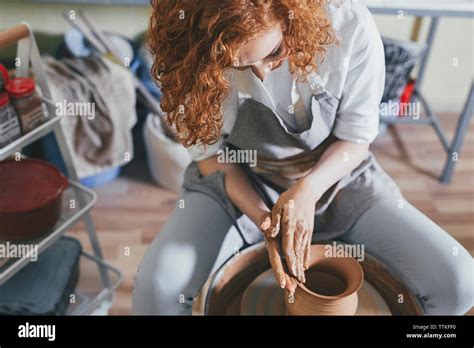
68, 112, 474, 315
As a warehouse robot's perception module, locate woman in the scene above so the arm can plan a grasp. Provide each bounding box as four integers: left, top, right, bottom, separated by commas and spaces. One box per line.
132, 0, 472, 315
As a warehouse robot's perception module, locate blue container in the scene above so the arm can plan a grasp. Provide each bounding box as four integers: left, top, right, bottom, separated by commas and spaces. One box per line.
42, 133, 121, 188
79, 166, 121, 188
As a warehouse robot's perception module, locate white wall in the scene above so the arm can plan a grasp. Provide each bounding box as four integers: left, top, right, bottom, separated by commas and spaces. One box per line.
1, 1, 472, 112
373, 15, 473, 112
0, 2, 149, 38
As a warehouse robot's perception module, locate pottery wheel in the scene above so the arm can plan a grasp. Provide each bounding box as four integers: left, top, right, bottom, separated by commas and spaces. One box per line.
206, 242, 423, 315
240, 269, 391, 315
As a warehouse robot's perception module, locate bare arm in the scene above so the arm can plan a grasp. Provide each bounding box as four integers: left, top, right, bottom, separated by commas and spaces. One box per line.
197, 156, 269, 226
197, 140, 369, 291
300, 139, 370, 200
197, 155, 299, 293
268, 139, 370, 283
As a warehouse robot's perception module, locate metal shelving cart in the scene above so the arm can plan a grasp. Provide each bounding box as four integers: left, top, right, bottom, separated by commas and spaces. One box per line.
0, 22, 123, 315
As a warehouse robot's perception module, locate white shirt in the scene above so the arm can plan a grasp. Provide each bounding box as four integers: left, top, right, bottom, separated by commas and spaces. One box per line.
262, 66, 313, 132
188, 1, 385, 161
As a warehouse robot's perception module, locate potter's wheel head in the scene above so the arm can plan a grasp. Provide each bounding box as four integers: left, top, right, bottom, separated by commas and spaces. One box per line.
240, 269, 391, 315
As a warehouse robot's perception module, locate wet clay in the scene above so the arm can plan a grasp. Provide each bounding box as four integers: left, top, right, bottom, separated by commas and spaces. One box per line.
206, 243, 424, 315
286, 245, 364, 316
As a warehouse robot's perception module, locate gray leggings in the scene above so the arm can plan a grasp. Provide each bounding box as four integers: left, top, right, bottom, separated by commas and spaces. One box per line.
132, 190, 473, 315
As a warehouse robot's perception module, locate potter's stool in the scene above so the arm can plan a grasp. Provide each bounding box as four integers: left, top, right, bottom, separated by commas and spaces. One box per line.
197, 242, 424, 315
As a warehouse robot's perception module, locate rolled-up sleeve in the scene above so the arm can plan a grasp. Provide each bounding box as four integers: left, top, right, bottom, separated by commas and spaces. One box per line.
332, 7, 385, 144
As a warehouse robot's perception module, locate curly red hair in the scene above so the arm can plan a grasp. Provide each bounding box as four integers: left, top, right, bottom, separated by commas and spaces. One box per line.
149, 0, 334, 147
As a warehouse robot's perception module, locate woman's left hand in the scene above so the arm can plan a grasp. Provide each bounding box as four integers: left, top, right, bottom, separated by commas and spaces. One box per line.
267, 178, 319, 283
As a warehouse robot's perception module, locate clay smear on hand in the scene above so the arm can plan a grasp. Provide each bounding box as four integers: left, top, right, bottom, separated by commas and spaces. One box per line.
260, 215, 271, 232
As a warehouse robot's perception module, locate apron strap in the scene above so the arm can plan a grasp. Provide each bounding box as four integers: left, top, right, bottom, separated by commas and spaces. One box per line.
306, 71, 326, 95
290, 70, 327, 131
291, 79, 311, 131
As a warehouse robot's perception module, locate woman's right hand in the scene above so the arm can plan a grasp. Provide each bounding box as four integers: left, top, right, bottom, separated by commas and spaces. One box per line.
259, 212, 298, 296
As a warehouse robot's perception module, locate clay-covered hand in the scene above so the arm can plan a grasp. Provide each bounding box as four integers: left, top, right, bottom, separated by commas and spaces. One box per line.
260, 212, 297, 296
269, 179, 317, 283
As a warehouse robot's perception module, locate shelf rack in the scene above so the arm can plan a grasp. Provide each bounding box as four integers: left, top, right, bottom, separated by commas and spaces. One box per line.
0, 22, 123, 314
0, 100, 61, 161
0, 180, 94, 284
366, 2, 474, 183
67, 251, 123, 315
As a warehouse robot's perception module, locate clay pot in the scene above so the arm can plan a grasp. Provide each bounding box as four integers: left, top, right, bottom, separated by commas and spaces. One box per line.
286, 245, 364, 316
206, 243, 423, 315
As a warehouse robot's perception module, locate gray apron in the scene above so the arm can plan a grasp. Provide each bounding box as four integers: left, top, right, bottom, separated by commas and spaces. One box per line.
183, 71, 402, 245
